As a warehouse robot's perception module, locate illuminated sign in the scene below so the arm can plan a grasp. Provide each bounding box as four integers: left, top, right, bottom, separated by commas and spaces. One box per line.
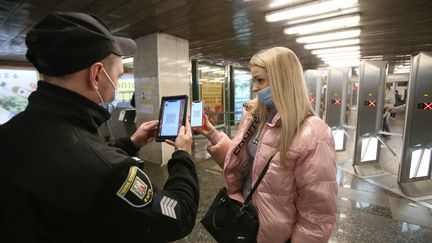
332, 98, 341, 105
309, 97, 316, 103
417, 102, 432, 110
364, 100, 376, 107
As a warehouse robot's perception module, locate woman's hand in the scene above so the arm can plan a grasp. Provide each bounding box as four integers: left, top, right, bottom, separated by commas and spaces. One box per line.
192, 114, 214, 136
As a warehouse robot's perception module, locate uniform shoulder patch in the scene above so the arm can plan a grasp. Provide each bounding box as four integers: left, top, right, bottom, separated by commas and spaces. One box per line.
117, 166, 153, 208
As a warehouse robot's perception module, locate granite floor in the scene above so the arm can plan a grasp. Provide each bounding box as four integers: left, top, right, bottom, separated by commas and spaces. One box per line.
141, 113, 432, 243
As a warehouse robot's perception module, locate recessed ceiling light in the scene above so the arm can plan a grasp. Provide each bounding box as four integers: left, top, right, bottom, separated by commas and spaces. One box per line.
266, 0, 358, 22
296, 29, 361, 43
305, 38, 360, 49
312, 45, 360, 55
284, 15, 360, 35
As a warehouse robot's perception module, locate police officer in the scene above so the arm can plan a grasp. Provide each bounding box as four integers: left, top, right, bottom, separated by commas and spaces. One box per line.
0, 12, 199, 242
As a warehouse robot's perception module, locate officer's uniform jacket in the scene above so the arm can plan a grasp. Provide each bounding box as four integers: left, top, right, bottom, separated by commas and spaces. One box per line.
0, 81, 199, 243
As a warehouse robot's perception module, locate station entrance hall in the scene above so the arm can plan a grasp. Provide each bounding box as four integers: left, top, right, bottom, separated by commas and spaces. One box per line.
1, 0, 432, 242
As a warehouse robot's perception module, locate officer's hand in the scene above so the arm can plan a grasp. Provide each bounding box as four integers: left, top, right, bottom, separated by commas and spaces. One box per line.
192, 114, 214, 136
166, 118, 193, 154
131, 120, 159, 147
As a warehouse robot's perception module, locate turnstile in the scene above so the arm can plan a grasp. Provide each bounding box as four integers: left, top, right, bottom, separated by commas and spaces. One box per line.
304, 70, 323, 116
98, 108, 137, 143
324, 67, 350, 151
353, 61, 391, 176
398, 52, 432, 197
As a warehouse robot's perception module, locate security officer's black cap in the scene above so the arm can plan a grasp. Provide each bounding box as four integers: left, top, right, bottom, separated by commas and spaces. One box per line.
25, 12, 137, 76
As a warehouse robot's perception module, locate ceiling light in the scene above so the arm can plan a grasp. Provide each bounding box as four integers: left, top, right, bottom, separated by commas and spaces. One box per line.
325, 60, 361, 67
312, 45, 360, 55
321, 54, 361, 61
284, 15, 360, 35
296, 29, 361, 43
393, 70, 410, 74
122, 57, 133, 64
266, 0, 357, 22
317, 51, 361, 58
288, 7, 359, 25
325, 58, 360, 64
305, 38, 359, 49
269, 0, 304, 8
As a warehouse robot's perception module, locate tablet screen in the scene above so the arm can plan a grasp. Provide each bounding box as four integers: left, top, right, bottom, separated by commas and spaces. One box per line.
157, 96, 187, 140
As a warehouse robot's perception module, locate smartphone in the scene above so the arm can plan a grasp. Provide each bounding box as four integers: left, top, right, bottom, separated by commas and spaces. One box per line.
191, 100, 205, 128
156, 95, 188, 142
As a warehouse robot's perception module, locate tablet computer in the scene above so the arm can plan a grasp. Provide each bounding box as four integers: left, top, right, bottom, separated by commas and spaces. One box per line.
156, 95, 188, 142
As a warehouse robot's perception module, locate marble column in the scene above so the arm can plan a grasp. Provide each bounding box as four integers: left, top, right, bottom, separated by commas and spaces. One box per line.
134, 33, 190, 165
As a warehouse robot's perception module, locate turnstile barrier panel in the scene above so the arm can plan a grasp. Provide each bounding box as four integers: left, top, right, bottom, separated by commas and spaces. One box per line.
353, 61, 387, 165
304, 70, 322, 115
325, 68, 344, 128
357, 62, 383, 135
408, 54, 432, 146
400, 52, 432, 182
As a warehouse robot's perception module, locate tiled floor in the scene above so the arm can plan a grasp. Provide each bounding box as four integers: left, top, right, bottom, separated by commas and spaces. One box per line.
141, 112, 432, 242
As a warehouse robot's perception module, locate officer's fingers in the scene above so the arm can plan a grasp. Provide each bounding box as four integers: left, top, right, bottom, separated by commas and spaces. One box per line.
184, 118, 191, 135
165, 139, 175, 146
178, 125, 185, 135
145, 120, 159, 128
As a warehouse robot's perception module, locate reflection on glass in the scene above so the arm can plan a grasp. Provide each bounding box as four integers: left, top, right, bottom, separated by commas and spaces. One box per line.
360, 137, 378, 162
333, 129, 344, 150
234, 69, 252, 121
199, 64, 225, 126
409, 148, 431, 179
0, 68, 38, 124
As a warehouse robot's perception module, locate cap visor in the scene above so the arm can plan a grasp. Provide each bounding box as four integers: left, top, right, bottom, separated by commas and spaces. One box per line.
112, 36, 136, 57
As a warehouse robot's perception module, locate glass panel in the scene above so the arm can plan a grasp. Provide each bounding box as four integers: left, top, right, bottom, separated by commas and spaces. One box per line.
198, 64, 225, 126
333, 129, 345, 150
409, 148, 431, 179
114, 73, 135, 105
233, 69, 252, 121
360, 137, 378, 162
0, 68, 38, 124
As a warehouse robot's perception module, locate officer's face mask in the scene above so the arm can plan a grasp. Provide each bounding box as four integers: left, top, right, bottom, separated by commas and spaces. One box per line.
95, 67, 117, 112
257, 86, 273, 108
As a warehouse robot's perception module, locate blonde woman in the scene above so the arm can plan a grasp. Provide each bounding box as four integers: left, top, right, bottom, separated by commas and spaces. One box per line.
195, 47, 337, 242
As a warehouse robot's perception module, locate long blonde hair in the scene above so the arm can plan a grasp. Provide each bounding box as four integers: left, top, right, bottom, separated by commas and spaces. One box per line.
248, 47, 314, 164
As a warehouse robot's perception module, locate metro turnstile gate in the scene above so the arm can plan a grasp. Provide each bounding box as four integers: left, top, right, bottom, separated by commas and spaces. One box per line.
353, 61, 392, 176
304, 70, 323, 117
398, 52, 432, 197
324, 67, 350, 151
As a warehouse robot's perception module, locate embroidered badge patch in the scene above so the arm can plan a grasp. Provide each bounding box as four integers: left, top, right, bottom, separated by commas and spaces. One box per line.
131, 177, 147, 199
117, 166, 153, 208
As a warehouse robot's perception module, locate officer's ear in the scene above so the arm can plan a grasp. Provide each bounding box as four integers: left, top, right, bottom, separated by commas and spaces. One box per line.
88, 62, 104, 90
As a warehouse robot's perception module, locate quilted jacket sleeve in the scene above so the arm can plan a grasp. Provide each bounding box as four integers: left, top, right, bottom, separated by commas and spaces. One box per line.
292, 131, 338, 243
205, 128, 233, 168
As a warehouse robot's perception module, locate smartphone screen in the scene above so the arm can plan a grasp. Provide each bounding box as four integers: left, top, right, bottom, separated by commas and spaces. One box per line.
156, 95, 188, 142
191, 100, 204, 127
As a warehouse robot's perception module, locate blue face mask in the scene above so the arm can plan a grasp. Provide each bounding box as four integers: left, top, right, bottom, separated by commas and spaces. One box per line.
257, 86, 273, 108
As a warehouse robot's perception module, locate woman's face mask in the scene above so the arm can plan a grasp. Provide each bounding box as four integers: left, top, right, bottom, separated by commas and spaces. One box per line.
257, 86, 273, 108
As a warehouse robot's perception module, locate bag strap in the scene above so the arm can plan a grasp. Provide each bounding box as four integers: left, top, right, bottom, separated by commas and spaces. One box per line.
243, 154, 276, 205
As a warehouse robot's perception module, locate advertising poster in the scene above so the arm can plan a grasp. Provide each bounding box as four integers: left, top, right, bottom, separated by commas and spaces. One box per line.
234, 70, 252, 121
201, 81, 223, 125
0, 68, 38, 124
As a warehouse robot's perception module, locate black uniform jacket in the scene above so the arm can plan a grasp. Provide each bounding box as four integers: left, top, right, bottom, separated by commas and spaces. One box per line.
0, 81, 199, 243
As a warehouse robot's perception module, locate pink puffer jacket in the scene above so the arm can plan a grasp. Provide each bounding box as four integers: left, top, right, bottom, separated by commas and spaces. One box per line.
205, 114, 337, 243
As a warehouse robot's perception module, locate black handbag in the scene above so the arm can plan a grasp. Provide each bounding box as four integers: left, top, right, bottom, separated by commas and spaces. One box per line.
201, 156, 273, 243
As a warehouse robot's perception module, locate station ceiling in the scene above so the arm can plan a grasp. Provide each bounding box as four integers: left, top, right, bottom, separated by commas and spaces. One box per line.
0, 0, 432, 71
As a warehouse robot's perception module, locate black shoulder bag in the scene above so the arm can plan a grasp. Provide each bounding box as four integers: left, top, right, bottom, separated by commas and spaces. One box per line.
201, 155, 274, 243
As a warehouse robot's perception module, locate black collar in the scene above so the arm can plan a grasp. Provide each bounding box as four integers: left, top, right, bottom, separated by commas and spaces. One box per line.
26, 81, 110, 133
